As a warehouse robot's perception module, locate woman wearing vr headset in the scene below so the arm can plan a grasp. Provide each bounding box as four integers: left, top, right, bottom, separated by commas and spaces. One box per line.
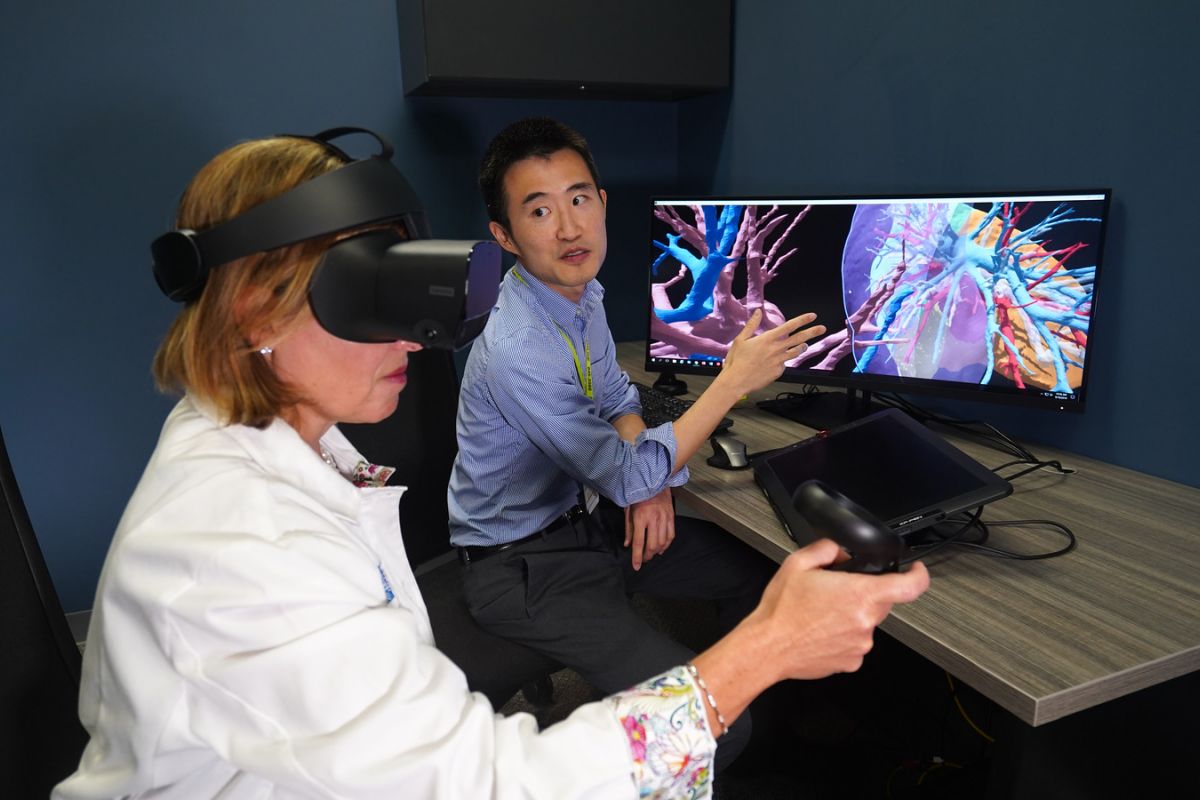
55, 130, 929, 799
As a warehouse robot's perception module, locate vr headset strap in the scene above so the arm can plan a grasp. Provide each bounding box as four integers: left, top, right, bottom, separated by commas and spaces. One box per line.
195, 157, 422, 269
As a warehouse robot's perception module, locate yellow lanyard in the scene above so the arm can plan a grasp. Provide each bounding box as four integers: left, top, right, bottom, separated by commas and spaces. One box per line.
555, 326, 593, 399
512, 270, 593, 399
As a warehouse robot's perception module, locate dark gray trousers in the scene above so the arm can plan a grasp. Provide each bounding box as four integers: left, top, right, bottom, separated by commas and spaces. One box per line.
462, 501, 775, 772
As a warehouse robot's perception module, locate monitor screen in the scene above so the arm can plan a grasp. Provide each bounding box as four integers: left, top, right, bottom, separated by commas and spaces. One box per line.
644, 190, 1111, 412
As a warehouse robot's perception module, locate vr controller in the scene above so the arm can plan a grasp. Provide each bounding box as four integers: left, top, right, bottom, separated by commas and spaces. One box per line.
791, 480, 907, 574
151, 127, 500, 350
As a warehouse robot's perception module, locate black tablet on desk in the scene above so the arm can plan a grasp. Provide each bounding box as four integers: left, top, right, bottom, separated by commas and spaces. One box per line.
753, 408, 1012, 542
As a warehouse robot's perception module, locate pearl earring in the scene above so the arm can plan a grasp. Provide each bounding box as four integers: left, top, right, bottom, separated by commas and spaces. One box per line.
258, 346, 273, 356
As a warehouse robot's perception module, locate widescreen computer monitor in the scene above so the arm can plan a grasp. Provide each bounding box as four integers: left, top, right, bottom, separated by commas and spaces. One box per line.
644, 190, 1111, 426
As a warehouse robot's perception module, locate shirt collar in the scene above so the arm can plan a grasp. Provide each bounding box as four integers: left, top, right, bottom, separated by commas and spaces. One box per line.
511, 262, 605, 330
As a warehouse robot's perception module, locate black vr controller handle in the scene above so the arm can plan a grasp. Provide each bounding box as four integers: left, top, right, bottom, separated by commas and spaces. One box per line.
791, 480, 906, 574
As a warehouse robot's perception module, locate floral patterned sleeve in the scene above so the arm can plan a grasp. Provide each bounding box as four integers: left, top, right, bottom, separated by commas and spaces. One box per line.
603, 665, 717, 799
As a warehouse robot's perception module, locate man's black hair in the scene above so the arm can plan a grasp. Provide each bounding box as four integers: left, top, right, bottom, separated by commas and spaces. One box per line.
479, 117, 602, 231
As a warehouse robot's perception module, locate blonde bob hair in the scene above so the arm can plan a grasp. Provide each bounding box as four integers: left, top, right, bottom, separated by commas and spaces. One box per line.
152, 136, 349, 427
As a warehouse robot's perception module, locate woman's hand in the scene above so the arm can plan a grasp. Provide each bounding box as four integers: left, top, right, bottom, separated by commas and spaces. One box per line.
748, 540, 930, 681
688, 541, 930, 734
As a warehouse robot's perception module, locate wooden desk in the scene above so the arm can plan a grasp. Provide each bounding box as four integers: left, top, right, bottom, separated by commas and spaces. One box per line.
618, 342, 1200, 728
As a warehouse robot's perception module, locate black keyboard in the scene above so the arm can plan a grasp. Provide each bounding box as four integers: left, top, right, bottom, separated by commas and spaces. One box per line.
633, 382, 734, 434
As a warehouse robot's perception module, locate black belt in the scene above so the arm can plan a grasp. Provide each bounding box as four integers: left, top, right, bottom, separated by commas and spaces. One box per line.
458, 504, 588, 565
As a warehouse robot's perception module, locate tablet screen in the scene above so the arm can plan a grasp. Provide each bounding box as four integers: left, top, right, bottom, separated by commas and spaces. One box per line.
754, 408, 1011, 536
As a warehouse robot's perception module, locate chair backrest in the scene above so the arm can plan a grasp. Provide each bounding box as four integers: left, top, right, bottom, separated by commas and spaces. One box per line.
340, 348, 461, 566
0, 424, 89, 793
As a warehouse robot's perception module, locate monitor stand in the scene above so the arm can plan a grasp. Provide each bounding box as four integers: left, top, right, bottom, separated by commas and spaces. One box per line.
757, 388, 881, 431
651, 370, 688, 396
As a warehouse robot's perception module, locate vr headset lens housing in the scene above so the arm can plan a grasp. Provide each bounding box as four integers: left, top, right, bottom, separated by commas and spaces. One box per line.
309, 234, 501, 348
151, 127, 499, 350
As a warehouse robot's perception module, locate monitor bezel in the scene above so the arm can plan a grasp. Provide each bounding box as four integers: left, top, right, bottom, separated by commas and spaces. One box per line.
642, 188, 1112, 413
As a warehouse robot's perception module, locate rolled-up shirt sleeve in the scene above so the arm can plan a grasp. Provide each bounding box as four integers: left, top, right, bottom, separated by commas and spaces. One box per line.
592, 327, 690, 491
635, 425, 690, 489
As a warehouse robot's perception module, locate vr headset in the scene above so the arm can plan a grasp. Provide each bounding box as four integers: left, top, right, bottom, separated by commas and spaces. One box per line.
150, 127, 500, 349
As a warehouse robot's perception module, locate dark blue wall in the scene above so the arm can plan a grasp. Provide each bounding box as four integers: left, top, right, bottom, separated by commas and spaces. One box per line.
680, 1, 1199, 488
0, 0, 676, 611
8, 0, 1195, 612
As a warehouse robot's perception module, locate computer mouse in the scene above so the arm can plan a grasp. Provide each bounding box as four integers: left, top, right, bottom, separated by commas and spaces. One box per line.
791, 480, 906, 573
707, 435, 750, 470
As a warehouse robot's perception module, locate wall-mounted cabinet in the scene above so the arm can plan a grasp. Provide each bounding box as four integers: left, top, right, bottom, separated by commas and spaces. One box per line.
397, 0, 730, 101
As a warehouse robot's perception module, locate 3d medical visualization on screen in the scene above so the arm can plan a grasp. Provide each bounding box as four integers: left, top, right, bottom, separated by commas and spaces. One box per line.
648, 195, 1106, 400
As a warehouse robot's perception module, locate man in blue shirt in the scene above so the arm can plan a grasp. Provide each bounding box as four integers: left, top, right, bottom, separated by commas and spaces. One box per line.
448, 118, 826, 770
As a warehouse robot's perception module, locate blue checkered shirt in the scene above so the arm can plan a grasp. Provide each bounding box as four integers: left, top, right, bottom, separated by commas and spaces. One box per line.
447, 264, 688, 547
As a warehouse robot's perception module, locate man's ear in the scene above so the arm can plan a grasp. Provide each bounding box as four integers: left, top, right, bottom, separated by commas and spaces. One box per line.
600, 188, 607, 208
488, 221, 522, 259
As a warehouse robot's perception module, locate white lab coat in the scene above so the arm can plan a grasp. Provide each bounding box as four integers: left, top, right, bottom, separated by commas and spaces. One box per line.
53, 397, 641, 799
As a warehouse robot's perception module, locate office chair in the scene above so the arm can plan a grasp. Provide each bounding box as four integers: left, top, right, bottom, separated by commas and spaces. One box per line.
0, 424, 89, 794
340, 349, 559, 710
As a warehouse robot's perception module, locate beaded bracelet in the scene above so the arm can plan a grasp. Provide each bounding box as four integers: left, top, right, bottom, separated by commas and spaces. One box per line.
685, 662, 729, 738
